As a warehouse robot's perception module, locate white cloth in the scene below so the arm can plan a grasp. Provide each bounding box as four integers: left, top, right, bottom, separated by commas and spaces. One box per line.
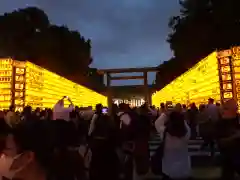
161, 121, 191, 179
117, 112, 131, 129
53, 102, 74, 121
88, 114, 98, 136
155, 113, 167, 137
206, 104, 219, 122
4, 111, 17, 127
83, 146, 92, 169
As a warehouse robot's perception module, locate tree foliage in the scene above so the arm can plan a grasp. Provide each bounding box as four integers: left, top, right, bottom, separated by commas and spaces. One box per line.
0, 7, 92, 77
156, 0, 240, 88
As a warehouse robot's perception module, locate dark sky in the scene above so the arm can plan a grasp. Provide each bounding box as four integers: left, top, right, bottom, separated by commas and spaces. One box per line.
0, 0, 180, 85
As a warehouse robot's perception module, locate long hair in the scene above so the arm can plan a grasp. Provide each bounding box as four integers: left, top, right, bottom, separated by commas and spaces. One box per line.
166, 111, 187, 138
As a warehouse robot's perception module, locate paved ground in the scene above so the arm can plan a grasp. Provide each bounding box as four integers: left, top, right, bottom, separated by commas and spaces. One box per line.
142, 133, 223, 180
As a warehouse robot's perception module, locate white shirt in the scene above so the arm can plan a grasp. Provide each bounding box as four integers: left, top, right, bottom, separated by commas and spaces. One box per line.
161, 121, 191, 179
117, 112, 131, 129
206, 104, 219, 122
155, 113, 167, 137
88, 113, 98, 136
53, 103, 74, 121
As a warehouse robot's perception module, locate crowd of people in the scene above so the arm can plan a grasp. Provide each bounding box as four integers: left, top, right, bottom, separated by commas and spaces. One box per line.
154, 98, 240, 180
0, 96, 238, 180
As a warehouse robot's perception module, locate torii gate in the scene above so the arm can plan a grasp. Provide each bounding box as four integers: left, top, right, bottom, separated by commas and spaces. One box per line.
98, 67, 158, 110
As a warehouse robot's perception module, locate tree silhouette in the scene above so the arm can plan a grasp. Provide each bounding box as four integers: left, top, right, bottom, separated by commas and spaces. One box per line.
156, 0, 240, 89
0, 7, 92, 80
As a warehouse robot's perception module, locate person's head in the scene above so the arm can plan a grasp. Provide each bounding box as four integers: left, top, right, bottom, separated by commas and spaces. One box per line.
47, 109, 53, 120
160, 103, 165, 110
141, 103, 148, 110
111, 104, 118, 115
35, 108, 40, 113
166, 111, 187, 138
182, 104, 187, 109
190, 103, 197, 110
35, 108, 41, 116
119, 103, 127, 111
23, 106, 32, 115
216, 102, 221, 107
208, 98, 214, 104
9, 105, 15, 112
221, 99, 238, 119
87, 106, 92, 110
95, 104, 103, 114
199, 104, 206, 112
174, 103, 182, 112
75, 106, 80, 113
139, 105, 148, 115
0, 121, 55, 180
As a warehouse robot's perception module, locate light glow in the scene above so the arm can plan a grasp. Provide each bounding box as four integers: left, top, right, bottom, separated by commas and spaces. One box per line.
24, 61, 107, 109
152, 52, 220, 107
0, 59, 107, 110
0, 59, 13, 110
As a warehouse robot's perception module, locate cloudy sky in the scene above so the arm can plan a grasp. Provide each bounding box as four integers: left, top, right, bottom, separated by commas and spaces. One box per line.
0, 0, 180, 85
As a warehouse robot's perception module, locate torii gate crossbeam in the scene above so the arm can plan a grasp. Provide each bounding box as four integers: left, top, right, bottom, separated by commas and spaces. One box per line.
98, 67, 158, 110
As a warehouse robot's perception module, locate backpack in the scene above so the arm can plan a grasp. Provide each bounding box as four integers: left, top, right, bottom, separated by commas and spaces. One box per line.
91, 114, 111, 139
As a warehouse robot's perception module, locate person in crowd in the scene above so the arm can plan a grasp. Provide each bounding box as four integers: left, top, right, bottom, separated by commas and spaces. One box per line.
88, 104, 118, 180
51, 120, 86, 180
159, 103, 166, 116
174, 103, 182, 113
155, 104, 168, 137
71, 106, 88, 144
34, 107, 41, 118
116, 103, 139, 180
215, 99, 240, 180
4, 105, 18, 128
134, 105, 151, 176
46, 108, 53, 121
206, 98, 220, 122
182, 104, 187, 113
187, 103, 198, 139
81, 106, 94, 121
0, 121, 56, 180
21, 106, 33, 121
160, 111, 191, 180
117, 103, 132, 131
0, 119, 86, 180
0, 117, 11, 154
148, 105, 158, 118
53, 96, 74, 121
39, 110, 47, 120
182, 104, 188, 120
88, 104, 103, 136
198, 104, 215, 156
110, 104, 119, 126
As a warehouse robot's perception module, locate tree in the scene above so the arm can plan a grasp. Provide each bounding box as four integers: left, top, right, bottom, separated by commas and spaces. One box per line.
0, 7, 50, 59
0, 7, 92, 78
33, 25, 92, 76
156, 0, 240, 89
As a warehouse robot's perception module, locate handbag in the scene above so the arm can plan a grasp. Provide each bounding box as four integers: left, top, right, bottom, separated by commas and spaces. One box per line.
150, 130, 167, 175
